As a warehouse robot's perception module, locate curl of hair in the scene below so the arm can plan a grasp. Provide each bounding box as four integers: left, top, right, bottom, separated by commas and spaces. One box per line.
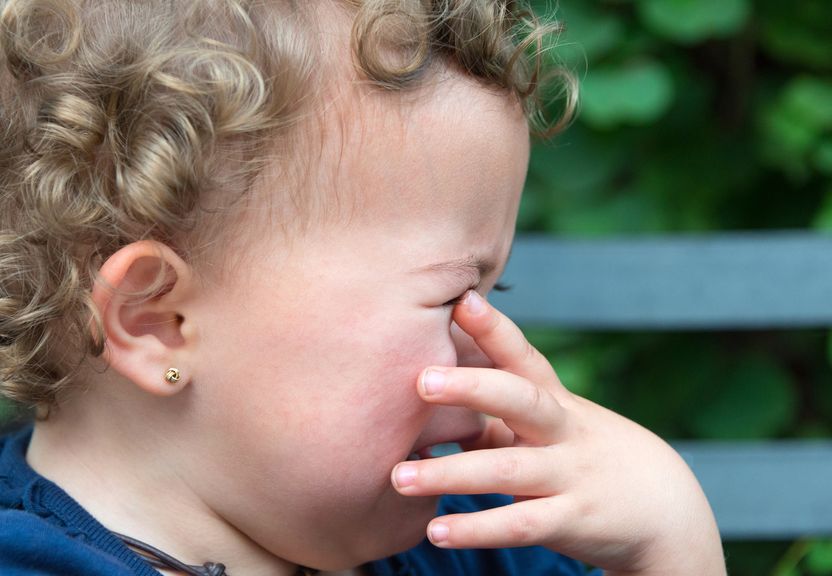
0, 0, 575, 410
351, 0, 577, 136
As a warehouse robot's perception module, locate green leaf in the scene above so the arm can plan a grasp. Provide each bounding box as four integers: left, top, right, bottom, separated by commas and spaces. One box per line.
783, 78, 832, 129
760, 77, 832, 179
690, 356, 797, 439
637, 0, 750, 44
580, 61, 675, 129
765, 104, 818, 155
806, 540, 832, 574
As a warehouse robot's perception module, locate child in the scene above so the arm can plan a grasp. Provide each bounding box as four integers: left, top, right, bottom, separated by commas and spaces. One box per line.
0, 0, 726, 574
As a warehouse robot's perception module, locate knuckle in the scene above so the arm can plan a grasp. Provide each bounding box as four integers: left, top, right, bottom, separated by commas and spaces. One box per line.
574, 494, 598, 523
527, 382, 544, 413
495, 452, 524, 483
506, 508, 542, 545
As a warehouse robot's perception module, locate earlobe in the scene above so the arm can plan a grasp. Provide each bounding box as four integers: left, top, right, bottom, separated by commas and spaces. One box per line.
92, 241, 196, 397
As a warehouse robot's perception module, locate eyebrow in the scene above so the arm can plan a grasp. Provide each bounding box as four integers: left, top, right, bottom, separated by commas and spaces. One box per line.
414, 256, 496, 280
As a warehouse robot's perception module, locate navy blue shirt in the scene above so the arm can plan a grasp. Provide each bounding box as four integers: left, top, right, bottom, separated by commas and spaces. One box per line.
0, 427, 594, 575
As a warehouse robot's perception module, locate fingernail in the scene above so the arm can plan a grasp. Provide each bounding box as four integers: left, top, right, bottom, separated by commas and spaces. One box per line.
393, 464, 417, 488
422, 369, 446, 395
429, 522, 449, 544
464, 290, 485, 315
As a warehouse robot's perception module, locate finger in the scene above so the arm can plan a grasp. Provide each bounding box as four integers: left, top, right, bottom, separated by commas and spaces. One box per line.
426, 496, 572, 549
453, 291, 560, 389
460, 417, 514, 451
391, 447, 563, 497
419, 366, 564, 442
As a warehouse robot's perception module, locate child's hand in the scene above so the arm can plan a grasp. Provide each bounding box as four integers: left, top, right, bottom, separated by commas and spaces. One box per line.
392, 291, 726, 576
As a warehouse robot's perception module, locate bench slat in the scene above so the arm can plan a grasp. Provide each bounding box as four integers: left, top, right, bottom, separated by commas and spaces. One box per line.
490, 233, 832, 329
674, 441, 832, 539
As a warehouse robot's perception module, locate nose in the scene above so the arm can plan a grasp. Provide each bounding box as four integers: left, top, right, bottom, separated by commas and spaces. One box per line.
451, 322, 492, 368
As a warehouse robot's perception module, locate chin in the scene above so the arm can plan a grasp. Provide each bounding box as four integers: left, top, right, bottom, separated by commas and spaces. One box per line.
307, 494, 441, 572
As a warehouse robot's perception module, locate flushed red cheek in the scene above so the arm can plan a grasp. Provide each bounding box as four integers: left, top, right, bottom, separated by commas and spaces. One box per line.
378, 333, 456, 390
349, 333, 454, 432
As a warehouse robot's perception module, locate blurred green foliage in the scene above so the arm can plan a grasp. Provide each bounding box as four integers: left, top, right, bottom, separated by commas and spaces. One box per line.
525, 0, 832, 574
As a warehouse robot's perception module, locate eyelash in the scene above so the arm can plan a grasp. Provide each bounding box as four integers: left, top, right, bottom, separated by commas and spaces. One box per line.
442, 282, 512, 307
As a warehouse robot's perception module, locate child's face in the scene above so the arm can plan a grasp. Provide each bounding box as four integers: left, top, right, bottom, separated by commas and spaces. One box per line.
188, 74, 530, 569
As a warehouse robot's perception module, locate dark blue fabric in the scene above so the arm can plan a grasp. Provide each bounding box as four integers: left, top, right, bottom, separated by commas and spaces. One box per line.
0, 427, 159, 575
1, 427, 594, 575
366, 493, 595, 576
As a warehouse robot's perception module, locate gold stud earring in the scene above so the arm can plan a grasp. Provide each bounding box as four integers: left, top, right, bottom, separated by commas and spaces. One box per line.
164, 368, 181, 384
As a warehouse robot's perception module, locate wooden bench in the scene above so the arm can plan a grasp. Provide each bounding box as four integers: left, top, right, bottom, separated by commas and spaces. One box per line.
489, 232, 832, 540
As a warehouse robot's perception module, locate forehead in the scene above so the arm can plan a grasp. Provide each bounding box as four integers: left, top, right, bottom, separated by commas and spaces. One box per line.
246, 67, 530, 237
326, 70, 530, 224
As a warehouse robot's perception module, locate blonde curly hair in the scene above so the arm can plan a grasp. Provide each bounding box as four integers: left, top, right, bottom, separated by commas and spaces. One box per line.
0, 0, 576, 410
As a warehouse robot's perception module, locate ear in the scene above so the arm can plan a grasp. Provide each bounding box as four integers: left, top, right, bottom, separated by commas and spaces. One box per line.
92, 240, 197, 397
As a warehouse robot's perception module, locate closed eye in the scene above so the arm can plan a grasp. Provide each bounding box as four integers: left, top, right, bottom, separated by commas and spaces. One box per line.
442, 289, 473, 307
442, 282, 511, 307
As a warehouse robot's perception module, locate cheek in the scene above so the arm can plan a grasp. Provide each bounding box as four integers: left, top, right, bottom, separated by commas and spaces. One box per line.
326, 309, 457, 437
200, 295, 459, 448
338, 301, 458, 381
339, 312, 458, 420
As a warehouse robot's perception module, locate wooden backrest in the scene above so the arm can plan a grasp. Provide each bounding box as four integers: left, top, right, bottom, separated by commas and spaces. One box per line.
490, 232, 832, 540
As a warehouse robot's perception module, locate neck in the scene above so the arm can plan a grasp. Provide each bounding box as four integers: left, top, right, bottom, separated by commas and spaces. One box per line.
26, 406, 303, 576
